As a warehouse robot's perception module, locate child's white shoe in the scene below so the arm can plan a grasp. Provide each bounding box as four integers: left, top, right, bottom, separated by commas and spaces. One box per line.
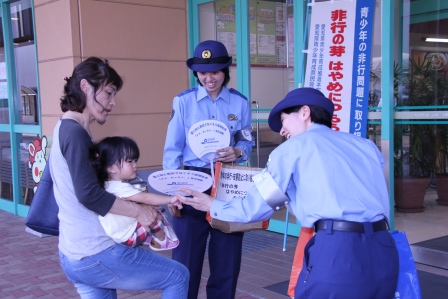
149, 234, 179, 251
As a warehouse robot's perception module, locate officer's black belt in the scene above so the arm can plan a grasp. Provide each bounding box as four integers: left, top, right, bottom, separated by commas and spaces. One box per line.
314, 219, 388, 233
184, 165, 212, 176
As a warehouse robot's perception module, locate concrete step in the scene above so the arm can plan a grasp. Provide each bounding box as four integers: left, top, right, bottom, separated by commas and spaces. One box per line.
411, 245, 448, 270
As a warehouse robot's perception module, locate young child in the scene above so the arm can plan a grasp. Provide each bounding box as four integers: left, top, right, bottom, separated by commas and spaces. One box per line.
91, 136, 180, 251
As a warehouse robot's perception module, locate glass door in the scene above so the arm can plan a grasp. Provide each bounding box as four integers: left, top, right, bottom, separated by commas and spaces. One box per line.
248, 0, 299, 235
192, 0, 302, 235
393, 1, 448, 240
0, 0, 41, 216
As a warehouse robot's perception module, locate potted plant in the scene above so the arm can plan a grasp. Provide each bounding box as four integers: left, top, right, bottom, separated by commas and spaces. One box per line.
393, 123, 433, 212
435, 125, 448, 205
374, 62, 425, 212
433, 71, 448, 205
394, 55, 447, 212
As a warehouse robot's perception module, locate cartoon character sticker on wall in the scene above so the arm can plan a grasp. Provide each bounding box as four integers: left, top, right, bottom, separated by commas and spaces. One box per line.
28, 136, 47, 192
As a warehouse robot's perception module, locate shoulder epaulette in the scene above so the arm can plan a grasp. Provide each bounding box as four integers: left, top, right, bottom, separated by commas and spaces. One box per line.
229, 88, 248, 101
177, 87, 197, 97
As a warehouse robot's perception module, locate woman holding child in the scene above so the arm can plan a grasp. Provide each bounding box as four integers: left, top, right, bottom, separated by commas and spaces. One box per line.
50, 57, 188, 298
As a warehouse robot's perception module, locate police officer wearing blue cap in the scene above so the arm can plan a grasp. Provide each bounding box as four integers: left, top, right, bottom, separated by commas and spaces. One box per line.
177, 87, 399, 298
163, 40, 254, 299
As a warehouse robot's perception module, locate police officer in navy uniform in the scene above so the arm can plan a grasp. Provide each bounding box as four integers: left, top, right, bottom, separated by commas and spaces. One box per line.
177, 87, 399, 298
163, 40, 253, 299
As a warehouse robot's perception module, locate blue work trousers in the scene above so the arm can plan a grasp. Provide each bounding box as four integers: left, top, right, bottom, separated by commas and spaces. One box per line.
59, 244, 189, 299
295, 226, 399, 299
172, 204, 244, 299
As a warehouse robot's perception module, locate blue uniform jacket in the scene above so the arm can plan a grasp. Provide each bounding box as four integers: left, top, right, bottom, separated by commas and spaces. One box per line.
210, 124, 390, 228
163, 85, 254, 170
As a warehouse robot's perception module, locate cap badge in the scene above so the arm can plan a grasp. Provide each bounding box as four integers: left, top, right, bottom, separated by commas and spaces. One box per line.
228, 114, 238, 121
202, 50, 211, 59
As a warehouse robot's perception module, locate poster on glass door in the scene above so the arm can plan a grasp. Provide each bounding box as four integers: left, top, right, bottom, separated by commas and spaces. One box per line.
304, 0, 375, 137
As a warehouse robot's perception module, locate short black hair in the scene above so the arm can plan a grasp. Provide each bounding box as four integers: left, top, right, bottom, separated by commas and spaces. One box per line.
91, 136, 140, 188
60, 57, 123, 113
282, 105, 332, 128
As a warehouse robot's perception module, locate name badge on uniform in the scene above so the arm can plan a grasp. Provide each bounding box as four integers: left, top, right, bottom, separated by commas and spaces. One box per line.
253, 168, 290, 211
227, 114, 238, 121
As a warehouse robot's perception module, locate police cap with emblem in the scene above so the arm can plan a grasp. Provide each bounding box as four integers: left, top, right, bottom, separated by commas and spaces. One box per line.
268, 87, 335, 133
186, 40, 232, 72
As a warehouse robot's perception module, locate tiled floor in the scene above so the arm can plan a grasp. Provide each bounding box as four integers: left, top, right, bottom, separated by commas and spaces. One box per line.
1, 187, 448, 299
0, 210, 296, 299
395, 188, 448, 244
395, 188, 448, 281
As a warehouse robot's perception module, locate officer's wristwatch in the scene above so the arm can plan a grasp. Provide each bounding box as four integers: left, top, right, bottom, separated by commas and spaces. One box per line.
236, 148, 244, 158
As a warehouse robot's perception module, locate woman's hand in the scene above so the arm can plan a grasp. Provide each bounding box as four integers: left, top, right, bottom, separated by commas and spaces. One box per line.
134, 204, 158, 231
176, 188, 213, 212
109, 197, 159, 230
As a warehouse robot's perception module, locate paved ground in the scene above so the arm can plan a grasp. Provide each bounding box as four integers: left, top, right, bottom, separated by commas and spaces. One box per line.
3, 208, 448, 298
0, 210, 296, 298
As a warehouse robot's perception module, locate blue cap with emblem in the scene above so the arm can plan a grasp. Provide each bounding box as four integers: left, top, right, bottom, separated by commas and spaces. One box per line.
268, 87, 335, 132
186, 40, 232, 72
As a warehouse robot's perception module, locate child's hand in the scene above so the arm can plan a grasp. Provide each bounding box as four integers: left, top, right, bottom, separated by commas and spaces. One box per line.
176, 188, 213, 212
170, 196, 183, 209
